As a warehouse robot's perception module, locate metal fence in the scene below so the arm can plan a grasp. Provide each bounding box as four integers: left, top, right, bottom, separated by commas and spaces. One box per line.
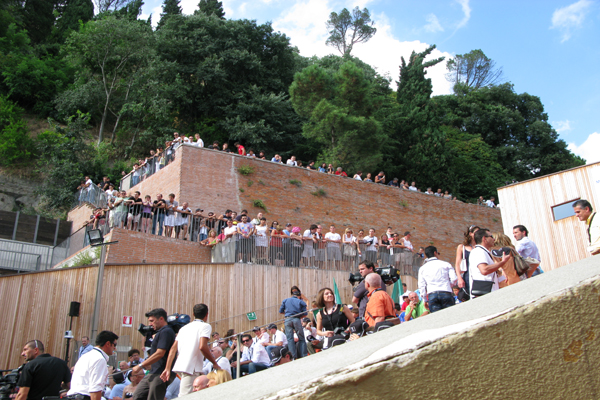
120, 144, 177, 192
74, 184, 109, 209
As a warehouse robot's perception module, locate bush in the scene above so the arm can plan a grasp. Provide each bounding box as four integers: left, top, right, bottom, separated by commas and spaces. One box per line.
237, 165, 255, 175
0, 96, 35, 165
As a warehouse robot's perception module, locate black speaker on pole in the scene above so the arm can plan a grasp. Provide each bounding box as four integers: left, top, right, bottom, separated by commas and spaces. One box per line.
69, 301, 80, 317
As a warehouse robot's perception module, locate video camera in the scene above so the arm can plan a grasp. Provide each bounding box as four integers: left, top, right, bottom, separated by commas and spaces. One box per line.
348, 266, 401, 286
0, 366, 23, 400
137, 313, 191, 337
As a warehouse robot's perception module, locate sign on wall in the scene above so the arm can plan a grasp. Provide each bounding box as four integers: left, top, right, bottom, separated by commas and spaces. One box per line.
122, 316, 133, 327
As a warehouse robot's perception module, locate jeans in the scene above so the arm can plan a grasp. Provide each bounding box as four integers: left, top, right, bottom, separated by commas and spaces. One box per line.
152, 213, 164, 236
284, 317, 307, 359
233, 362, 269, 378
428, 291, 455, 313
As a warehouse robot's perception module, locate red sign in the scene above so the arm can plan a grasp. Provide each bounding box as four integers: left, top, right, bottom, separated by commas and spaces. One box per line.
122, 316, 133, 327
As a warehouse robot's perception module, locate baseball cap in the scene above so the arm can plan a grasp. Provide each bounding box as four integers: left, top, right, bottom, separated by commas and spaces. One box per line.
267, 324, 277, 330
302, 317, 311, 323
252, 326, 260, 331
270, 346, 290, 364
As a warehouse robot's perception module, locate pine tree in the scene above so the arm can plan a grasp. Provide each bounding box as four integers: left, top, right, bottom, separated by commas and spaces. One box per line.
21, 0, 55, 44
196, 0, 225, 19
54, 0, 94, 43
158, 0, 181, 29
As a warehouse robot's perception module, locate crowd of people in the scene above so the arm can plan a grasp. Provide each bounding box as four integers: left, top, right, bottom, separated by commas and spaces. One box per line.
107, 132, 497, 207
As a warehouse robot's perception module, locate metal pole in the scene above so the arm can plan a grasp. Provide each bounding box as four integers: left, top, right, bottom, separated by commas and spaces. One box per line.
236, 334, 241, 379
54, 219, 61, 246
12, 211, 20, 240
33, 215, 40, 244
90, 244, 107, 341
65, 315, 73, 363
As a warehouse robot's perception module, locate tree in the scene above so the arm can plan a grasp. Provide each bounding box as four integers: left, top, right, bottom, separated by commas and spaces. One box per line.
21, 0, 55, 44
325, 7, 376, 56
158, 0, 181, 29
93, 0, 133, 13
53, 0, 94, 43
445, 49, 504, 92
59, 16, 155, 144
196, 0, 224, 19
290, 61, 386, 172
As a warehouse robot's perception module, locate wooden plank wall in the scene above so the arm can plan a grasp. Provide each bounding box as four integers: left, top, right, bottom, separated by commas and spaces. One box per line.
498, 163, 600, 271
0, 263, 360, 370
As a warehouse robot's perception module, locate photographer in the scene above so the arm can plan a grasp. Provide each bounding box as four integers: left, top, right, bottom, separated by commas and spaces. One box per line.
315, 288, 355, 349
131, 309, 175, 400
351, 261, 386, 318
68, 331, 119, 400
15, 340, 71, 400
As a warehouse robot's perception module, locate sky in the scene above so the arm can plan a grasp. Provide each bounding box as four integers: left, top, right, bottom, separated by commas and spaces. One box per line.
140, 0, 600, 164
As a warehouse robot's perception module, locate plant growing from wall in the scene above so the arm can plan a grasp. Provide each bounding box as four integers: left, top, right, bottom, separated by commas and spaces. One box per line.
252, 199, 267, 211
289, 179, 302, 187
311, 188, 326, 197
399, 200, 408, 207
237, 165, 255, 175
247, 180, 254, 187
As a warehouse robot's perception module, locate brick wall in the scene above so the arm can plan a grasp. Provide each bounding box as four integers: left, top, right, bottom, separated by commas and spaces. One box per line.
104, 227, 212, 264
68, 144, 503, 264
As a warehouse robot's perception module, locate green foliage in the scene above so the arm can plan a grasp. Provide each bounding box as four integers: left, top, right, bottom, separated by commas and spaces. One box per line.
311, 188, 326, 197
252, 199, 267, 210
21, 0, 55, 44
289, 179, 302, 187
290, 60, 386, 173
158, 0, 182, 29
196, 0, 225, 18
325, 7, 376, 56
0, 96, 35, 165
52, 0, 95, 44
398, 200, 408, 208
239, 188, 244, 193
70, 246, 101, 267
247, 180, 253, 187
237, 165, 255, 175
446, 49, 504, 91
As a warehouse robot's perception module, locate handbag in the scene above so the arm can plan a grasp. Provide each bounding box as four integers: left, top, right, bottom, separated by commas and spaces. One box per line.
343, 245, 357, 257
471, 280, 494, 296
460, 245, 468, 272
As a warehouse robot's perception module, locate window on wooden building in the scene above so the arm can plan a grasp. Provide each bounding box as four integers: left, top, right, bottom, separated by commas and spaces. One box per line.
551, 198, 580, 221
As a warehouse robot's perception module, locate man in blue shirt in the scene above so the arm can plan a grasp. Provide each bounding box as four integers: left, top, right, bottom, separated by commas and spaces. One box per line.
78, 336, 93, 359
279, 286, 308, 359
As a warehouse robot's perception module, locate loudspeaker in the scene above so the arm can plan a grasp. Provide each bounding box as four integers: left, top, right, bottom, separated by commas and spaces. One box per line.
69, 301, 80, 317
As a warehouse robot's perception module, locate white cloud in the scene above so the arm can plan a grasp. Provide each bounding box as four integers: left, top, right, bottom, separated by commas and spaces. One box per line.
455, 0, 471, 29
568, 132, 600, 164
272, 1, 454, 95
180, 0, 198, 15
550, 0, 593, 42
554, 120, 572, 134
424, 13, 444, 33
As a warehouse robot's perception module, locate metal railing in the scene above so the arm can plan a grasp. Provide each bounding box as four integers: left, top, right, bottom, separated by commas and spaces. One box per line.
74, 184, 109, 209
120, 145, 177, 191
0, 239, 55, 272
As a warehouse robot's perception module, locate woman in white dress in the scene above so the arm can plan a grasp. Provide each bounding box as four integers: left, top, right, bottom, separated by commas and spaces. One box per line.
254, 217, 268, 264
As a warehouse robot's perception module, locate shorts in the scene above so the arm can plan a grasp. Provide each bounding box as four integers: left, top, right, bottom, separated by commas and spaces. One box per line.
128, 213, 141, 223
165, 215, 175, 227
316, 248, 326, 261
326, 247, 342, 261
142, 212, 152, 219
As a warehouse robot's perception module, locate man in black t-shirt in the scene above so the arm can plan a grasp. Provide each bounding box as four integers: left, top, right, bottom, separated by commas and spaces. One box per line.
152, 194, 167, 236
15, 339, 71, 400
351, 261, 386, 319
126, 191, 144, 231
131, 308, 176, 400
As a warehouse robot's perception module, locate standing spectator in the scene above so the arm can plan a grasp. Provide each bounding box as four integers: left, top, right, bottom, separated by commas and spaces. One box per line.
335, 167, 347, 177
194, 134, 204, 147
351, 260, 386, 319
15, 339, 71, 400
324, 225, 342, 269
363, 273, 396, 328
152, 194, 167, 236
342, 228, 359, 268
163, 194, 178, 238
78, 336, 93, 359
363, 173, 373, 182
175, 202, 192, 239
279, 286, 308, 359
315, 225, 326, 268
131, 309, 176, 400
222, 143, 231, 153
247, 149, 256, 157
363, 228, 378, 263
418, 246, 457, 312
290, 227, 303, 267
111, 191, 128, 229
468, 229, 512, 298
269, 224, 286, 266
444, 190, 452, 199
512, 225, 543, 275
307, 161, 317, 170
374, 171, 386, 184
271, 154, 282, 163
254, 217, 269, 264
172, 132, 181, 148
236, 215, 255, 263
318, 163, 327, 172
216, 209, 232, 235
286, 156, 298, 166
250, 212, 263, 225
435, 189, 443, 197
189, 209, 205, 242
388, 178, 399, 187
302, 224, 318, 267
257, 151, 266, 159
68, 331, 119, 400
160, 304, 220, 397
234, 142, 246, 155
454, 225, 479, 298
353, 171, 362, 180
572, 199, 599, 255
126, 191, 143, 231
326, 164, 335, 174
425, 187, 434, 195
131, 163, 141, 186
485, 196, 496, 207
408, 182, 418, 191
211, 141, 220, 150
141, 195, 153, 234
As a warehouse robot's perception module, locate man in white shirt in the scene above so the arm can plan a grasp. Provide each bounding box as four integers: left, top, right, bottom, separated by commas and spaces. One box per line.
264, 324, 287, 362
485, 196, 496, 208
286, 156, 297, 166
468, 229, 512, 298
231, 334, 270, 378
324, 224, 342, 269
68, 331, 119, 400
513, 225, 543, 276
408, 182, 418, 191
160, 304, 220, 396
418, 246, 457, 312
202, 347, 231, 377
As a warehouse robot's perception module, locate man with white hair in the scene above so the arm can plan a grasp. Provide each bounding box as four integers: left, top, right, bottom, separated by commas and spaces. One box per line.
202, 347, 231, 377
364, 273, 395, 327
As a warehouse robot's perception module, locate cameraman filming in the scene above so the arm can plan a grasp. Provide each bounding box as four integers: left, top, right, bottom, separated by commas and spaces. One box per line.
351, 261, 386, 319
15, 340, 71, 400
131, 308, 175, 400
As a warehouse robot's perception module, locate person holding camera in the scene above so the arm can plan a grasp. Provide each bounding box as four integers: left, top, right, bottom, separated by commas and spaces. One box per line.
131, 309, 175, 400
15, 340, 71, 400
68, 331, 119, 400
351, 261, 386, 319
315, 288, 355, 349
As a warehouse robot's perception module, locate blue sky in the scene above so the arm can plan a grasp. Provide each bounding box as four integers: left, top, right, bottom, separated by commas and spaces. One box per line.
141, 0, 600, 164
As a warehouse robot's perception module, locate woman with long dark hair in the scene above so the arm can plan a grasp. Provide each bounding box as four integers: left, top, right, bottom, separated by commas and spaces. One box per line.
315, 288, 355, 349
454, 225, 479, 298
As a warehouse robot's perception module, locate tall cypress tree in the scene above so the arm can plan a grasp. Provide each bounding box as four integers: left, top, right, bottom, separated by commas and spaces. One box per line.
195, 0, 224, 19
157, 0, 181, 28
54, 0, 94, 43
21, 0, 55, 44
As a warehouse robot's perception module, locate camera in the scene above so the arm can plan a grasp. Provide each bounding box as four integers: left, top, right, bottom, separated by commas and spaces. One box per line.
138, 323, 156, 337
138, 313, 191, 337
348, 266, 401, 286
333, 327, 350, 340
0, 366, 23, 400
348, 272, 363, 285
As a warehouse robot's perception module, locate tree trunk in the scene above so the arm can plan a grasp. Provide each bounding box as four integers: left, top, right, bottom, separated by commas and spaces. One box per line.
98, 96, 111, 145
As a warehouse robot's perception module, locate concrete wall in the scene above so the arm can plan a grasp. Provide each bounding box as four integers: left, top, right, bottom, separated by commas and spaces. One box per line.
94, 144, 502, 264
